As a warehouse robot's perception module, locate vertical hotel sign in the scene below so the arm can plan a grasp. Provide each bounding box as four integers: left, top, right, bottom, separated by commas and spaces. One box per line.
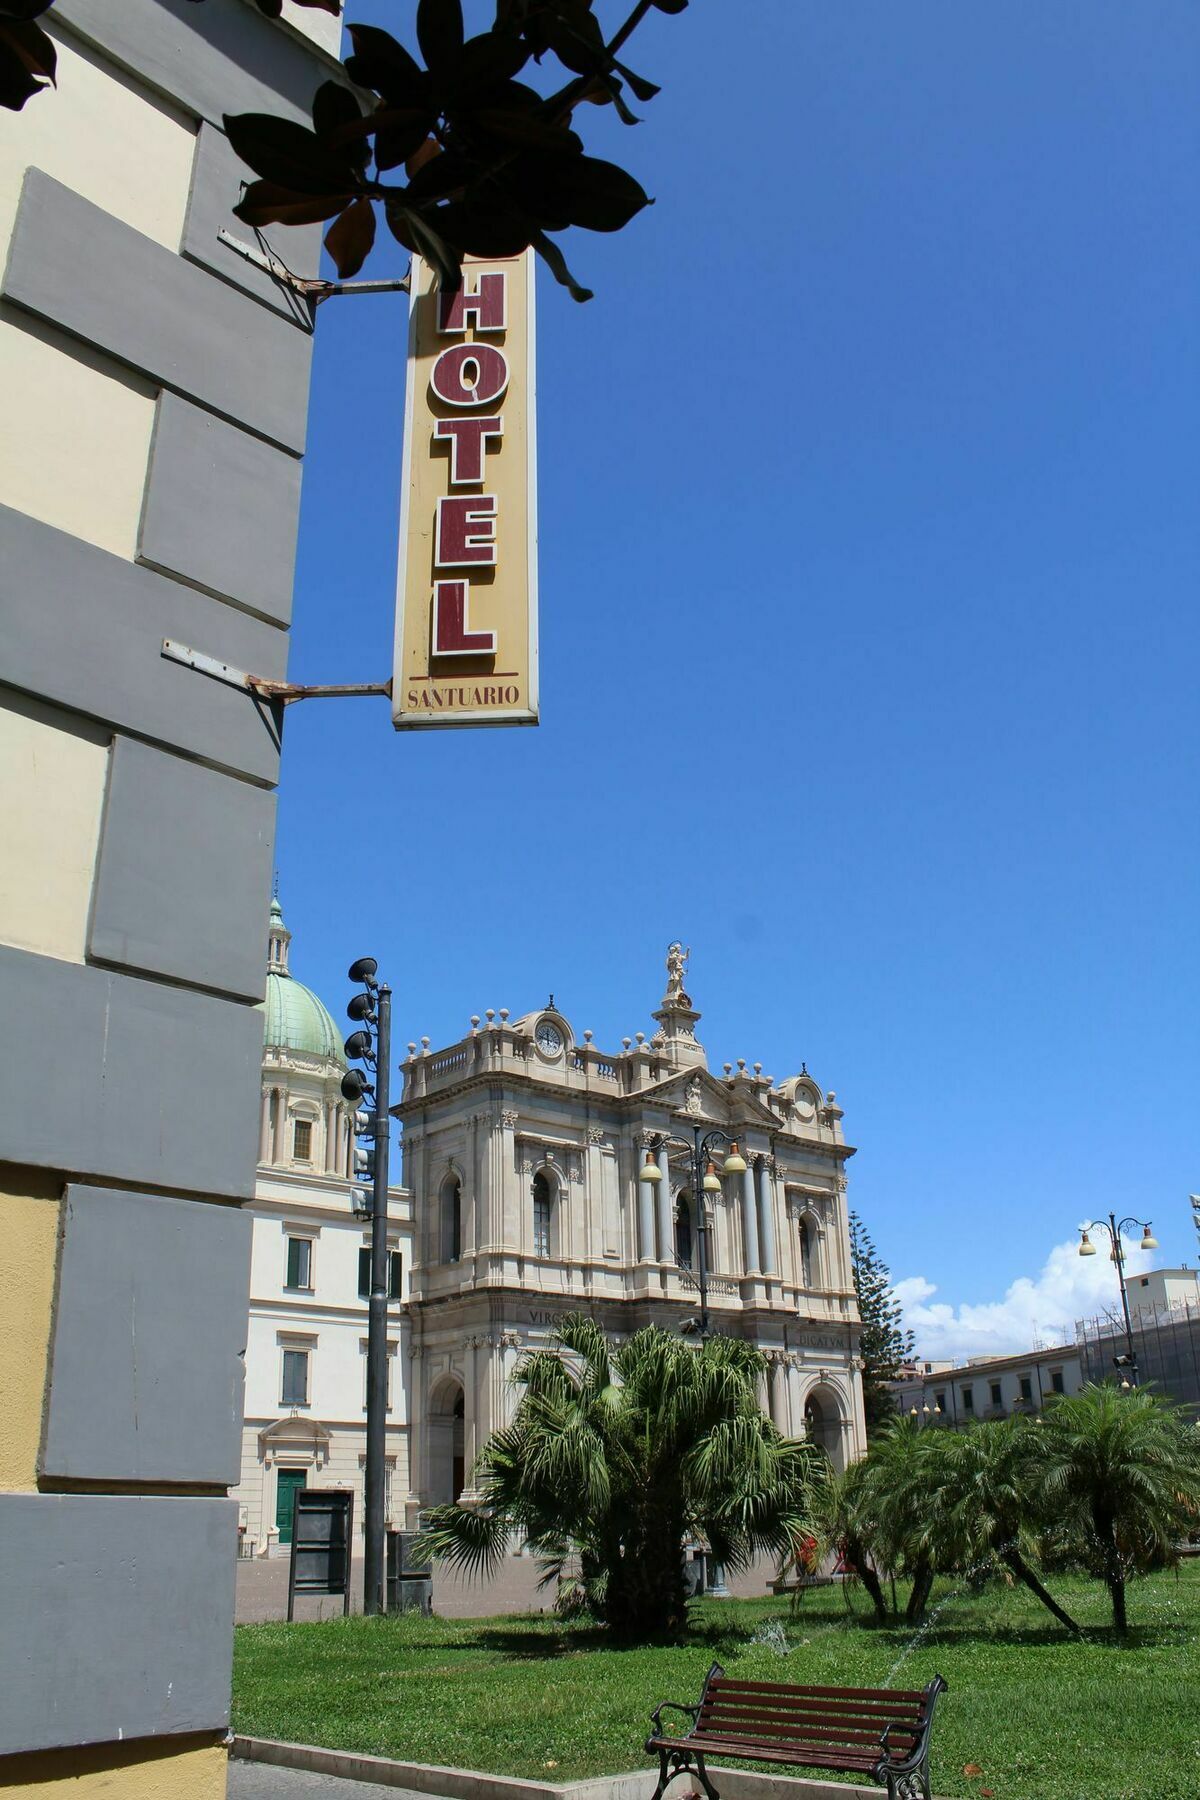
392, 253, 538, 729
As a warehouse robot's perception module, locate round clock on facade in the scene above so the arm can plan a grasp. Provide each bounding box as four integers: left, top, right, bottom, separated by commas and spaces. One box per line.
535, 1020, 564, 1056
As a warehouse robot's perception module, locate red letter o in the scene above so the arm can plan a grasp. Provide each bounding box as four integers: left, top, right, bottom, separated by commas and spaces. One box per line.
430, 343, 509, 409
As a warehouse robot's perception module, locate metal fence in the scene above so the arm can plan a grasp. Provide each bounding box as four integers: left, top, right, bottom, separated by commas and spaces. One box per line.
1074, 1298, 1200, 1417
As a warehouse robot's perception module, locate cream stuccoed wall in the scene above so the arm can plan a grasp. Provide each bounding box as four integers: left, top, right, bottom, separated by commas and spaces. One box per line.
0, 694, 109, 964
0, 31, 195, 555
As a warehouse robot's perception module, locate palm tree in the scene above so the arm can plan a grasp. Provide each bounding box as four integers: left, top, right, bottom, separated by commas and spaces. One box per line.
421, 1316, 820, 1641
1033, 1384, 1200, 1633
808, 1455, 890, 1624
931, 1418, 1081, 1634
855, 1413, 951, 1622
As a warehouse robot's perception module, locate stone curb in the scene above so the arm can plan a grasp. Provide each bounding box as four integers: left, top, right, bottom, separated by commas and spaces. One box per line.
231, 1737, 893, 1800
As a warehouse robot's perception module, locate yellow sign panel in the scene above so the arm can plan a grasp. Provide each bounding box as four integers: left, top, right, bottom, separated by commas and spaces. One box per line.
392, 252, 539, 729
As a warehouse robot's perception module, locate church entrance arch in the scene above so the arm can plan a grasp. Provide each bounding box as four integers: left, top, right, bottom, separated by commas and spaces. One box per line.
428, 1375, 466, 1503
804, 1386, 847, 1473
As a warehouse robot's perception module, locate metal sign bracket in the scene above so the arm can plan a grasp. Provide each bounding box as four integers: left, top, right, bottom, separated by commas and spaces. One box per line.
161, 638, 391, 707
217, 228, 411, 320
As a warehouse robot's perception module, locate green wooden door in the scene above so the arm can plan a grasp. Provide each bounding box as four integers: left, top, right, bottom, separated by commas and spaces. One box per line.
276, 1470, 306, 1545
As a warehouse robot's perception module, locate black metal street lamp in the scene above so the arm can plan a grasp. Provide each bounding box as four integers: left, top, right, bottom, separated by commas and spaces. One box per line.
1078, 1212, 1159, 1388
640, 1127, 747, 1338
342, 956, 392, 1615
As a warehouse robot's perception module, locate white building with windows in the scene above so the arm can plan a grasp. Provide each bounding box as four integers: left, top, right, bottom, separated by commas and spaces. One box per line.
235, 923, 867, 1557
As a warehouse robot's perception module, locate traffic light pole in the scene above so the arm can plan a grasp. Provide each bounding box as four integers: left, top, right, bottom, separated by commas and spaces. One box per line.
363, 983, 391, 1616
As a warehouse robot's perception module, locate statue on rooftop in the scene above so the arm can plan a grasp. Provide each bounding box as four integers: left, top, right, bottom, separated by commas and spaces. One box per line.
664, 941, 692, 1008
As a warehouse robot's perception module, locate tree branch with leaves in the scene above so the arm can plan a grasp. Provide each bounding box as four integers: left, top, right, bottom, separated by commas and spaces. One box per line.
4, 0, 684, 302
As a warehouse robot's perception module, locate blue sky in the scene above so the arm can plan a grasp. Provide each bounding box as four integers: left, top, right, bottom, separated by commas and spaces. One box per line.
273, 1, 1199, 1352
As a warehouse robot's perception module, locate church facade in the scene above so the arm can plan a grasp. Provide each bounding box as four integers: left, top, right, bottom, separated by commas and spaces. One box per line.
235, 921, 866, 1554
399, 950, 867, 1520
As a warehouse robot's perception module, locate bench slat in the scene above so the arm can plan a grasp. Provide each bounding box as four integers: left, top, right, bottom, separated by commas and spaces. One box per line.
711, 1679, 925, 1704
699, 1714, 915, 1742
697, 1717, 915, 1751
702, 1697, 925, 1727
653, 1736, 879, 1773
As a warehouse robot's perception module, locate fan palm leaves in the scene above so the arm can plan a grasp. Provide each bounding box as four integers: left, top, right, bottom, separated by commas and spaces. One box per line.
1032, 1384, 1200, 1632
421, 1315, 821, 1640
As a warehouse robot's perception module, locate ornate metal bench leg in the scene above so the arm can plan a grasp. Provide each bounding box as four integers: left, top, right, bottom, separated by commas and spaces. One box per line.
648, 1749, 674, 1800
884, 1769, 928, 1800
692, 1753, 720, 1800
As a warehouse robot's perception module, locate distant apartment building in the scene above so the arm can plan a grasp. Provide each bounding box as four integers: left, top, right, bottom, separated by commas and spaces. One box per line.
893, 1344, 1083, 1424
1076, 1266, 1200, 1417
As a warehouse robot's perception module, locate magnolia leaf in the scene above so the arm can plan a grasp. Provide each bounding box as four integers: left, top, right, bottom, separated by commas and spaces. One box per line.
233, 178, 353, 227
530, 228, 593, 303
325, 196, 377, 277
224, 111, 359, 193
345, 25, 431, 108
0, 16, 55, 110
416, 0, 464, 76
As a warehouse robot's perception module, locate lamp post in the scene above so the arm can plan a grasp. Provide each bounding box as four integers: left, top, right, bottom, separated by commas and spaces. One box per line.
640, 1127, 747, 1338
343, 957, 392, 1615
1078, 1213, 1159, 1388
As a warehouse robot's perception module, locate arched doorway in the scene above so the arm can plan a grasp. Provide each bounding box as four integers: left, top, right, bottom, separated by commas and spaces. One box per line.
804, 1387, 847, 1473
428, 1376, 466, 1503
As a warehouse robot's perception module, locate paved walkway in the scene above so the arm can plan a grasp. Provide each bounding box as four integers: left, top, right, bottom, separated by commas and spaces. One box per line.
230, 1759, 428, 1799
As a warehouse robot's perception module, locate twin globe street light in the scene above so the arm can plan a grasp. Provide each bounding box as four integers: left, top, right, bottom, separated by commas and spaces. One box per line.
341, 956, 392, 1616
1078, 1213, 1159, 1389
639, 1129, 747, 1339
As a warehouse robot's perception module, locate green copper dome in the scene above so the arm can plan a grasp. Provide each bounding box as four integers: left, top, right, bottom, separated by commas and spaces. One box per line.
260, 897, 346, 1066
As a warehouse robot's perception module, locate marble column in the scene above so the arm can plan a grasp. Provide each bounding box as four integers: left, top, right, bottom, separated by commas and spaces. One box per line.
637, 1146, 656, 1262
656, 1144, 673, 1262
757, 1158, 778, 1275
741, 1164, 760, 1274
270, 1087, 284, 1163
259, 1089, 271, 1162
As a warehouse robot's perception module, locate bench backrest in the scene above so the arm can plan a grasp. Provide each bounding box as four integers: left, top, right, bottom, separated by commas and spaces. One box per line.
695, 1672, 932, 1763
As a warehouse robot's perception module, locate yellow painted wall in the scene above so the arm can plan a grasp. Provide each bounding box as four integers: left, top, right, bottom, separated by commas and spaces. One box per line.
0, 695, 109, 966
0, 31, 195, 256
0, 1173, 63, 1492
0, 1737, 227, 1798
0, 308, 158, 558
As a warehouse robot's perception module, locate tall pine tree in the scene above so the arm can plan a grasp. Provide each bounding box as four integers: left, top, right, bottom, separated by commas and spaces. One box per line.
849, 1211, 915, 1435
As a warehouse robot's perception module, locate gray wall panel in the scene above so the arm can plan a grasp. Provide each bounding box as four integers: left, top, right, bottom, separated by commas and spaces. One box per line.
0, 505, 285, 784
4, 171, 312, 453
0, 947, 263, 1200
140, 390, 301, 624
0, 1494, 236, 1754
54, 0, 337, 129
182, 120, 323, 322
90, 735, 275, 999
43, 1186, 250, 1485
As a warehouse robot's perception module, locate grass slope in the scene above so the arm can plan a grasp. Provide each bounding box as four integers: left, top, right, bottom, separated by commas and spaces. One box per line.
234, 1565, 1200, 1800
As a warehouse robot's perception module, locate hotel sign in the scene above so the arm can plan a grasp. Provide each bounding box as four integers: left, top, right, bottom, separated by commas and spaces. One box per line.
392, 253, 539, 729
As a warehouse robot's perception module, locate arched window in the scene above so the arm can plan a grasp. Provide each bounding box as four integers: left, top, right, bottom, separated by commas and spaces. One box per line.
442, 1177, 461, 1263
675, 1193, 693, 1269
799, 1217, 813, 1288
532, 1171, 552, 1258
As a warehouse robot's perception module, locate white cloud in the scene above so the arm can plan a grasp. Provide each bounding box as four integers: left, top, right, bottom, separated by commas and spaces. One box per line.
895, 1234, 1154, 1361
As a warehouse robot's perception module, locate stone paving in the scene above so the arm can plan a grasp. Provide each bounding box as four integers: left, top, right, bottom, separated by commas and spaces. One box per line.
230, 1759, 430, 1799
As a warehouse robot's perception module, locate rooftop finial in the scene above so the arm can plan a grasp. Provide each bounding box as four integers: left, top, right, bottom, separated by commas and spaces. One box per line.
272, 867, 280, 900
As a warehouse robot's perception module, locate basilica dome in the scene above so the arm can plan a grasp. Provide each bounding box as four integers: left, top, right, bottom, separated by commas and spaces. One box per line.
260, 897, 345, 1066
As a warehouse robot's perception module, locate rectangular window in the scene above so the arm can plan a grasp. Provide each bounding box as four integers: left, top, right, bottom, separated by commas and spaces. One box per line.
285, 1237, 312, 1290
934, 1391, 946, 1414
962, 1386, 974, 1413
1051, 1369, 1065, 1395
361, 1343, 396, 1410
1019, 1375, 1033, 1403
293, 1119, 312, 1160
281, 1347, 309, 1406
358, 1248, 402, 1299
990, 1381, 1002, 1406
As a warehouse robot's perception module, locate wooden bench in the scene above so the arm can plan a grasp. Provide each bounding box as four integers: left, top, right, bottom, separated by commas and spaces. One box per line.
646, 1663, 947, 1800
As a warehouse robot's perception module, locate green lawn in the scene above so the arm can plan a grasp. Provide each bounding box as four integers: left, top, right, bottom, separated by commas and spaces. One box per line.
233, 1564, 1200, 1800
